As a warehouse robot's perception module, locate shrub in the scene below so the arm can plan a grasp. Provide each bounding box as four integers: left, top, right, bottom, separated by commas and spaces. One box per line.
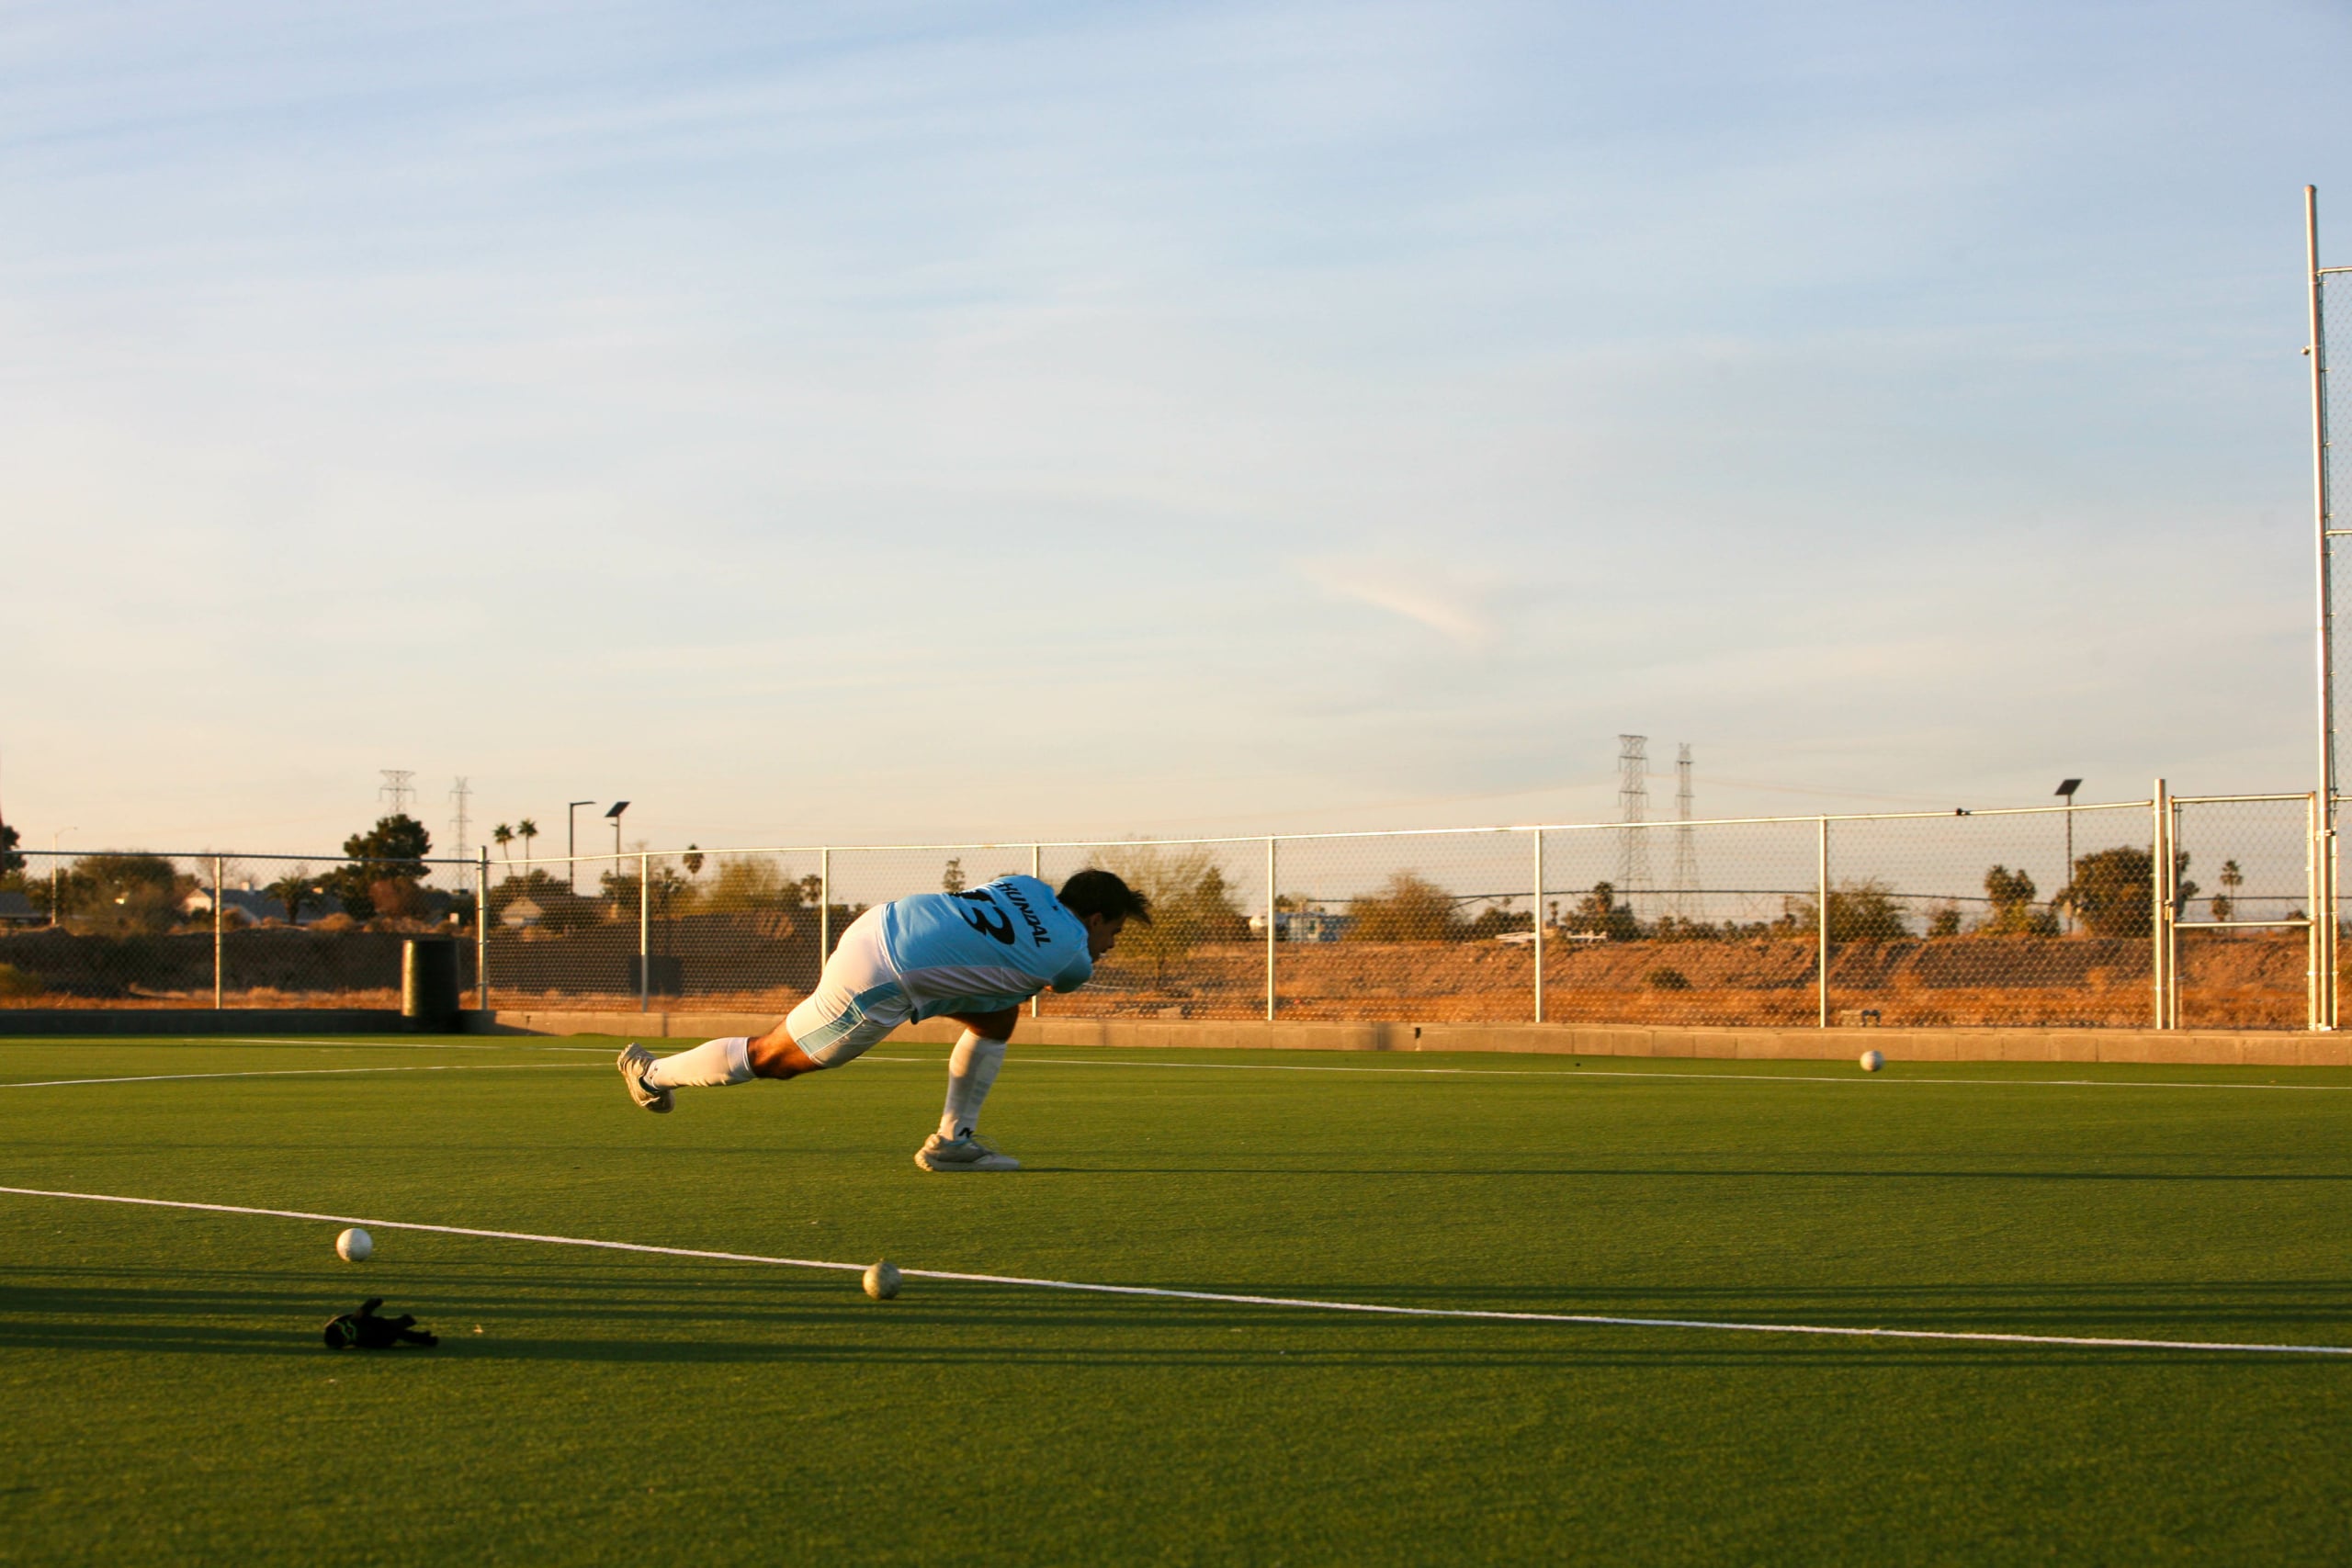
1645, 966, 1692, 991
1781, 880, 1910, 942
1464, 905, 1532, 940
2058, 848, 2196, 940
368, 878, 425, 920
1979, 865, 2059, 937
698, 857, 816, 913
1087, 843, 1248, 986
0, 964, 43, 999
1346, 873, 1463, 942
1560, 882, 1642, 942
324, 815, 432, 921
64, 854, 186, 936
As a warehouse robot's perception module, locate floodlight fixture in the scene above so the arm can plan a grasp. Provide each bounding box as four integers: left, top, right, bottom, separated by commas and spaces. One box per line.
2055, 779, 2082, 800
607, 801, 630, 861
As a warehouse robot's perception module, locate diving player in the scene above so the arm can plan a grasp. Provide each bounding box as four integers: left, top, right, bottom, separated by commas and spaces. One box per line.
616, 868, 1149, 1170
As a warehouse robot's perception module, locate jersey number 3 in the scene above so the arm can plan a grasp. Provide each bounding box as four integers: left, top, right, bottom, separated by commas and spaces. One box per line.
951, 889, 1017, 946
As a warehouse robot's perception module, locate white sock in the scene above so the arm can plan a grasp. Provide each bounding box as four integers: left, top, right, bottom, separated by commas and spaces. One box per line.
646, 1036, 753, 1089
938, 1031, 1006, 1139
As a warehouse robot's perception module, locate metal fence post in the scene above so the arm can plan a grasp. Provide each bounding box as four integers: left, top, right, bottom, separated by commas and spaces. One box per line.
211, 854, 224, 1010
2169, 794, 2184, 1030
1815, 818, 1830, 1028
1265, 836, 1278, 1022
820, 847, 831, 966
639, 851, 650, 1016
2312, 785, 2339, 1032
1532, 829, 1545, 1023
2314, 804, 2333, 1034
2308, 188, 2336, 1032
476, 849, 489, 1014
2152, 779, 2172, 1029
1030, 843, 1043, 1019
2309, 792, 2324, 1032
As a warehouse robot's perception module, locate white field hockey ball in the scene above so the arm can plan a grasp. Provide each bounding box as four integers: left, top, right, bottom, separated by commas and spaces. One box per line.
335, 1228, 373, 1262
1859, 1050, 1885, 1073
864, 1260, 901, 1300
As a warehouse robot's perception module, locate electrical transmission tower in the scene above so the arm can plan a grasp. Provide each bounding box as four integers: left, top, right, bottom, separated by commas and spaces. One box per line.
1616, 735, 1651, 914
1670, 743, 1698, 920
448, 777, 472, 865
379, 769, 415, 816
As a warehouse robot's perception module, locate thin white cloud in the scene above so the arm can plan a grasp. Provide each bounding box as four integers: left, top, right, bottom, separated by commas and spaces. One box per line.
1298, 556, 1498, 649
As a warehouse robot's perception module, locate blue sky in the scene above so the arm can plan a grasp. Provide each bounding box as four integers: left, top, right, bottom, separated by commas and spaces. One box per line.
6, 0, 2349, 855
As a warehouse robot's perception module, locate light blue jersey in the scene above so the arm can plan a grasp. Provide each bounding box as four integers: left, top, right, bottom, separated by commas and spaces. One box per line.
878, 875, 1095, 1021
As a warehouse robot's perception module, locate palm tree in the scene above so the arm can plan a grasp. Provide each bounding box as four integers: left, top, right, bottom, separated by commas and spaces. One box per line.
2214, 858, 2245, 926
267, 866, 314, 925
516, 818, 539, 865
493, 824, 514, 861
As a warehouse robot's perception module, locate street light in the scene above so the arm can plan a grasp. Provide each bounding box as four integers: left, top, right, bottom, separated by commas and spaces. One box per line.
2055, 779, 2082, 932
49, 828, 74, 928
605, 801, 630, 862
566, 801, 594, 894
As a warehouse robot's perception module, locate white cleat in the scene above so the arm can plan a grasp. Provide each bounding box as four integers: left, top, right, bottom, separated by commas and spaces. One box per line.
915, 1133, 1019, 1172
616, 1043, 673, 1113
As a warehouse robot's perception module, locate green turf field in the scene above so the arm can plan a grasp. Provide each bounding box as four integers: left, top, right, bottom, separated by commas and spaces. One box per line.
4, 1035, 2350, 1563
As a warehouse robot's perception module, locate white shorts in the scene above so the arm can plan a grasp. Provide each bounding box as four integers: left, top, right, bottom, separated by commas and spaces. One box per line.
785, 907, 911, 1066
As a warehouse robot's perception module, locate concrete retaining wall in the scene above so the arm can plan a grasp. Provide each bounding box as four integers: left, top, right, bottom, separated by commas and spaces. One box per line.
469, 1010, 2352, 1067
2, 1004, 2344, 1066
0, 1009, 418, 1036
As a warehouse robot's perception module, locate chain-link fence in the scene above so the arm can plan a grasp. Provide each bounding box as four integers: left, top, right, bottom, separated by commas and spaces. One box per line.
2172, 795, 2323, 1030
1037, 839, 1268, 1020
0, 790, 2336, 1029
1812, 805, 2156, 1029
0, 850, 478, 1009
1542, 817, 1822, 1027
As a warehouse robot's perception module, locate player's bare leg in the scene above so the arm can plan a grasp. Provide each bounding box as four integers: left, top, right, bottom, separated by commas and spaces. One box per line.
747, 1021, 825, 1078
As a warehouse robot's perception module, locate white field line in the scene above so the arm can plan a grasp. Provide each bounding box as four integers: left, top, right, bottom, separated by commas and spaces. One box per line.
0, 1039, 616, 1055
0, 1184, 2343, 1359
214, 1039, 615, 1053
0, 1064, 600, 1089
7, 1043, 2340, 1096
867, 1055, 2352, 1093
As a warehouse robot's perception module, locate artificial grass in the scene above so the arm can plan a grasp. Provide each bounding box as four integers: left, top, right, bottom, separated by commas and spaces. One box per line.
2, 1035, 2349, 1563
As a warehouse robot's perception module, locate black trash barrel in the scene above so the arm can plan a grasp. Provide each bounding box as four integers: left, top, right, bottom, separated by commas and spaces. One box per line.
401, 939, 462, 1032
627, 955, 685, 997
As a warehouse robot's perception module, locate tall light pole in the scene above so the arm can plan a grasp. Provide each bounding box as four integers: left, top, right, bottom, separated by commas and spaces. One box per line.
2055, 779, 2082, 933
2310, 186, 2343, 1028
605, 801, 630, 861
566, 801, 594, 894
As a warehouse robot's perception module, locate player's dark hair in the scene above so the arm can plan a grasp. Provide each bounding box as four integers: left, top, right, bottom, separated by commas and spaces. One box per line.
1058, 868, 1152, 926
